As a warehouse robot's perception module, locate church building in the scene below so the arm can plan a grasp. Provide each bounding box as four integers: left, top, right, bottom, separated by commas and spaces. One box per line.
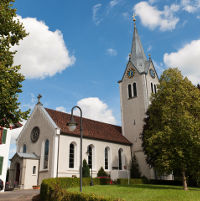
9, 19, 160, 189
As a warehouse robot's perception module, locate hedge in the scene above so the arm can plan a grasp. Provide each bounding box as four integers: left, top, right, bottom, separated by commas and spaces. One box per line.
40, 177, 119, 201
117, 178, 144, 185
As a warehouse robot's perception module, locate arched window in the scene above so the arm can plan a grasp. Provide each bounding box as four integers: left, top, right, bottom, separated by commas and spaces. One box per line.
105, 147, 109, 170
151, 82, 154, 93
23, 144, 26, 153
133, 83, 137, 97
87, 145, 92, 169
118, 149, 123, 170
154, 84, 157, 94
43, 139, 49, 169
69, 143, 75, 168
128, 84, 132, 98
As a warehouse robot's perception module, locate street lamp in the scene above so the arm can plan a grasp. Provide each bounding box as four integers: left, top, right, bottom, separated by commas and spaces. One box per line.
67, 106, 83, 192
86, 147, 93, 186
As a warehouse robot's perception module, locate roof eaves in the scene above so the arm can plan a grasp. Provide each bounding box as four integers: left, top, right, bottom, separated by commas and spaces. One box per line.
60, 131, 132, 146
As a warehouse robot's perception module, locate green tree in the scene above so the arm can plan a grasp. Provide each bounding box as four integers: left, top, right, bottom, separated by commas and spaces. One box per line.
0, 0, 29, 127
97, 167, 108, 177
82, 159, 90, 177
142, 68, 200, 190
130, 154, 141, 178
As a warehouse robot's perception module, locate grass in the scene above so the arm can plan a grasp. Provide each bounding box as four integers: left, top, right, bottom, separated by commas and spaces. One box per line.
68, 184, 200, 201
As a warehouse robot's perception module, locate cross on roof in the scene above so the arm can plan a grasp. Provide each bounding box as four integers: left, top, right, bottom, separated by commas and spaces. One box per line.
37, 94, 42, 105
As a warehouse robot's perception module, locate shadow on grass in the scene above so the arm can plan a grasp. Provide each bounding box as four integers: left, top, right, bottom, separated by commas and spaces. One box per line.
115, 184, 200, 191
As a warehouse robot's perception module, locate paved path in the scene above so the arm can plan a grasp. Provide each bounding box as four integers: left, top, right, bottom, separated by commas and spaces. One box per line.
0, 189, 40, 201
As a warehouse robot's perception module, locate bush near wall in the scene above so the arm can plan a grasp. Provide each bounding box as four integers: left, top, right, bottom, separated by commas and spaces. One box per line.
117, 178, 144, 185
40, 177, 119, 201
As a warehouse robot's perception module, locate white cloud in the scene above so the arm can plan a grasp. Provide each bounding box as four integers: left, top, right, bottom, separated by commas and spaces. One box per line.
122, 12, 129, 19
13, 16, 75, 79
56, 106, 67, 113
92, 4, 102, 25
106, 48, 117, 56
147, 45, 152, 52
163, 39, 200, 84
22, 93, 37, 110
181, 0, 200, 13
152, 60, 165, 76
110, 0, 120, 7
134, 2, 180, 31
75, 97, 116, 124
148, 0, 157, 4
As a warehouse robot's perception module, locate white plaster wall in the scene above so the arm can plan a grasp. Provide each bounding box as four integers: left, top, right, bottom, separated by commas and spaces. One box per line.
24, 159, 39, 189
16, 105, 57, 185
0, 129, 10, 192
58, 135, 131, 178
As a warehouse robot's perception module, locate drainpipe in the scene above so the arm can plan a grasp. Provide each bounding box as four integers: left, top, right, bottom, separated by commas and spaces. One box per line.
56, 134, 60, 178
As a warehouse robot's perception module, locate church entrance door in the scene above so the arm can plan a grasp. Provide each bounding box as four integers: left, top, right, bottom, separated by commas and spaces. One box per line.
15, 163, 20, 187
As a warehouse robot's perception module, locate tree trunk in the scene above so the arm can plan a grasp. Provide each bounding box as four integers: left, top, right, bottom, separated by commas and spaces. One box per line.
182, 170, 188, 190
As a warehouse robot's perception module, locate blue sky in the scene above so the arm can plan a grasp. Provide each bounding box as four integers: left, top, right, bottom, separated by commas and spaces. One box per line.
8, 0, 200, 160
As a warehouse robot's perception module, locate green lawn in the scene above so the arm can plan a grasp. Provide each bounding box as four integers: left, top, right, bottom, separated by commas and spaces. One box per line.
68, 184, 200, 201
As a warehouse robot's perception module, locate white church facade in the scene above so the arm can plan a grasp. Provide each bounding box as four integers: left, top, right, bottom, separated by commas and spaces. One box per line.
9, 104, 132, 189
9, 20, 163, 189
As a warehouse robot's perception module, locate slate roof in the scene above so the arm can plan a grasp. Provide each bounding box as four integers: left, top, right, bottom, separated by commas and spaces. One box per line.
45, 108, 132, 146
10, 152, 39, 161
130, 24, 150, 74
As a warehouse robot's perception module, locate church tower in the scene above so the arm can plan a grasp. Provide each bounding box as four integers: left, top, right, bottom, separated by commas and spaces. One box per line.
118, 17, 159, 178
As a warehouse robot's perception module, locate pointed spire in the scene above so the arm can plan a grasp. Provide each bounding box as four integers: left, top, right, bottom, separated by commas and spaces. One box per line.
130, 15, 147, 73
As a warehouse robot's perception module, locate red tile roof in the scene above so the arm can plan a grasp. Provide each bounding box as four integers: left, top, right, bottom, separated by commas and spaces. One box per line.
45, 108, 132, 146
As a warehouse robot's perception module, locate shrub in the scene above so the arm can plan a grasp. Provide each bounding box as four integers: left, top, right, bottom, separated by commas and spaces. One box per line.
82, 159, 90, 177
117, 178, 144, 185
97, 177, 112, 185
130, 154, 141, 178
97, 167, 108, 177
40, 177, 122, 201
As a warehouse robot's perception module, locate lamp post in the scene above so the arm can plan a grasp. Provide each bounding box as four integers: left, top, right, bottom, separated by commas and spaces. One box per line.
67, 106, 83, 192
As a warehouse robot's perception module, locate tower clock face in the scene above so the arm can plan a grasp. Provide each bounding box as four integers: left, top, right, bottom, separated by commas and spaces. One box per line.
127, 68, 135, 79
31, 127, 40, 143
150, 69, 155, 78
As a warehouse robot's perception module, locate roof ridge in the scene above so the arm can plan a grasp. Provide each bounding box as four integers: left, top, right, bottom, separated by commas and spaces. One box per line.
44, 107, 121, 128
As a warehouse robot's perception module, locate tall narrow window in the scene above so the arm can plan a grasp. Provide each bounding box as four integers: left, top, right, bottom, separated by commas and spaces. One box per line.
88, 145, 92, 169
128, 84, 132, 98
69, 143, 75, 168
105, 147, 109, 170
43, 139, 49, 169
154, 84, 157, 94
118, 149, 122, 170
0, 156, 3, 175
23, 144, 26, 153
133, 83, 137, 97
33, 166, 36, 174
151, 83, 154, 93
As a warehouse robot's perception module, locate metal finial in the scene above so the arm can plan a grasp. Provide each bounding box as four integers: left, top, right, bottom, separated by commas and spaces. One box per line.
37, 94, 42, 105
148, 54, 151, 60
132, 14, 136, 23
